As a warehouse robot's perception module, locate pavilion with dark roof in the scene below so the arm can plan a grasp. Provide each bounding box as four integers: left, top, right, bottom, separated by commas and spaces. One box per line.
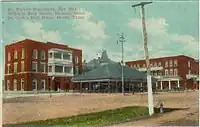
72, 62, 156, 93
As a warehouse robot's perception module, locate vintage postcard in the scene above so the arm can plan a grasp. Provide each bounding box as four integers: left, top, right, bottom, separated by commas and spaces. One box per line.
0, 0, 199, 126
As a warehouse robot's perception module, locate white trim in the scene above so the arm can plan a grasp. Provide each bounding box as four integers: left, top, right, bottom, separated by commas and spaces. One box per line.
33, 49, 38, 59
40, 62, 46, 72
14, 79, 17, 91
7, 64, 11, 74
40, 79, 45, 90
14, 62, 18, 73
21, 61, 24, 72
21, 78, 24, 91
32, 79, 37, 90
4, 72, 48, 76
7, 80, 10, 91
32, 61, 38, 72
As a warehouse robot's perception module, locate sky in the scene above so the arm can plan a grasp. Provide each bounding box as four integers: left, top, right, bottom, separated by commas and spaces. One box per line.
0, 0, 199, 80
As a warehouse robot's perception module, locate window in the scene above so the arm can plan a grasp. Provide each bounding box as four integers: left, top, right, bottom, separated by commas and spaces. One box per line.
165, 69, 168, 76
40, 80, 45, 90
188, 61, 191, 67
64, 66, 72, 73
137, 64, 140, 68
55, 66, 63, 73
169, 69, 173, 76
40, 62, 46, 72
21, 48, 24, 59
40, 50, 46, 60
8, 52, 11, 61
32, 49, 38, 59
7, 80, 10, 91
174, 69, 178, 76
165, 61, 168, 67
169, 60, 173, 67
133, 65, 136, 68
154, 62, 157, 67
32, 79, 37, 90
63, 53, 70, 60
14, 62, 18, 73
7, 64, 11, 74
32, 62, 37, 72
14, 50, 18, 59
158, 62, 161, 67
174, 60, 177, 67
74, 66, 79, 75
188, 70, 191, 74
21, 61, 24, 72
48, 53, 53, 58
158, 71, 162, 76
54, 52, 62, 59
154, 72, 157, 76
14, 79, 17, 91
143, 64, 145, 68
48, 66, 52, 72
21, 78, 24, 90
150, 64, 153, 67
75, 56, 79, 64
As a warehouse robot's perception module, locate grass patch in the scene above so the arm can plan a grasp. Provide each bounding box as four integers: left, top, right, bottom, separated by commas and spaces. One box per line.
4, 106, 180, 127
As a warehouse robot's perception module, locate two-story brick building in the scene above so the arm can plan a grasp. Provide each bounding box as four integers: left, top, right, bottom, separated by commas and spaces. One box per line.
4, 39, 82, 91
126, 55, 199, 90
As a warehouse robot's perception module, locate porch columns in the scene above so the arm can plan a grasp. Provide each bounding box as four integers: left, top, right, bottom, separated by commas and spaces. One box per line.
160, 80, 163, 90
156, 81, 158, 88
177, 80, 180, 88
169, 80, 171, 90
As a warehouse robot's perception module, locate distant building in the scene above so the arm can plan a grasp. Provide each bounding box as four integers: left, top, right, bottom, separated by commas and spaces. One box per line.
83, 50, 116, 72
4, 39, 82, 91
126, 55, 199, 90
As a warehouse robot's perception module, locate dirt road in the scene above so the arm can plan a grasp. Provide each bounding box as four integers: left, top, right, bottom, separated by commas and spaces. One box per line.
3, 91, 199, 125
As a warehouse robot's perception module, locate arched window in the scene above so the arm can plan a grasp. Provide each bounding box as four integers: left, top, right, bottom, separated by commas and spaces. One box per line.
32, 79, 37, 90
40, 50, 45, 60
32, 49, 38, 59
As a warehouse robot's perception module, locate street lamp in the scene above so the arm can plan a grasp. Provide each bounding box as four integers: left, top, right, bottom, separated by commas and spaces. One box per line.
117, 32, 126, 95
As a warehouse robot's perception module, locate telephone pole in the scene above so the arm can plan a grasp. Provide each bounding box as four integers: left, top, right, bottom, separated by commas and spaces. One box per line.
131, 2, 154, 116
117, 32, 126, 95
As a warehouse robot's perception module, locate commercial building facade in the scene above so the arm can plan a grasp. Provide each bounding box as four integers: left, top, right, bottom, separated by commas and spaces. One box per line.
4, 39, 82, 91
126, 55, 199, 90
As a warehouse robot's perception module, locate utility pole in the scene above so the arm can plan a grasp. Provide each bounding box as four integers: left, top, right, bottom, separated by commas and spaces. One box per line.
117, 32, 126, 95
131, 2, 154, 116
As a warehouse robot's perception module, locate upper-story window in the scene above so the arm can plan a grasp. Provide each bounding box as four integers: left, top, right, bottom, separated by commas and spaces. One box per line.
158, 62, 161, 67
65, 66, 72, 73
8, 52, 11, 61
32, 49, 38, 59
130, 65, 133, 68
40, 50, 46, 60
55, 65, 63, 73
14, 62, 18, 73
48, 53, 53, 58
75, 56, 79, 64
40, 62, 46, 72
169, 60, 173, 67
174, 60, 177, 67
32, 61, 38, 72
133, 65, 136, 68
7, 64, 11, 74
14, 50, 18, 59
54, 52, 62, 59
165, 61, 168, 67
143, 64, 145, 68
137, 64, 140, 68
165, 69, 168, 76
154, 62, 157, 67
188, 61, 191, 67
21, 61, 24, 72
63, 53, 71, 60
21, 48, 24, 59
169, 69, 173, 76
174, 69, 178, 76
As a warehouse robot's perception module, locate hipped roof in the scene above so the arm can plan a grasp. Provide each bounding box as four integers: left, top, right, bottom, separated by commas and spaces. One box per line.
72, 63, 157, 84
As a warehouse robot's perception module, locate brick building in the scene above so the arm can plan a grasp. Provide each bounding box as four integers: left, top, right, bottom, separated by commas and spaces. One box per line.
4, 39, 82, 91
126, 55, 199, 90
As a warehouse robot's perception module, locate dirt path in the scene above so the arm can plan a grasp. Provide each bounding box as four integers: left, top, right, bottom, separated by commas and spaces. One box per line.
3, 91, 199, 125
